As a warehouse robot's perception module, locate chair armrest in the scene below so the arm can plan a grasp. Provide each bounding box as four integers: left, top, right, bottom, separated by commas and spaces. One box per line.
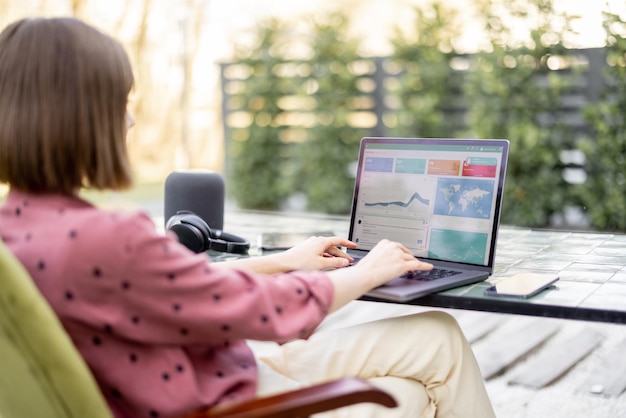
183, 377, 397, 418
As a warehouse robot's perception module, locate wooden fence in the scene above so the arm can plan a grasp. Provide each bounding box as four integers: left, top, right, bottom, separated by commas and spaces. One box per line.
220, 47, 608, 146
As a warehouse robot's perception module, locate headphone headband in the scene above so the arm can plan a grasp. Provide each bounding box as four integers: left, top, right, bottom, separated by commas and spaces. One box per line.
208, 230, 250, 253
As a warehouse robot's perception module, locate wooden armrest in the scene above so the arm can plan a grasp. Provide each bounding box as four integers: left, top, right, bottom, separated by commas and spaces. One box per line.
183, 377, 397, 418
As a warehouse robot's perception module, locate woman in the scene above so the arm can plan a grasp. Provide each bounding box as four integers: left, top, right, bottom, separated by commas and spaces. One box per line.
0, 17, 495, 418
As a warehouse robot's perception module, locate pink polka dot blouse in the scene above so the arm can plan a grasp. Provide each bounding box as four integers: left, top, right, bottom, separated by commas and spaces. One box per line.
0, 189, 333, 418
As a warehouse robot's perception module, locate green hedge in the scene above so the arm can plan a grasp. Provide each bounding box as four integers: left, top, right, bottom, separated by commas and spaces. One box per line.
295, 13, 367, 214
223, 1, 626, 231
577, 11, 626, 230
464, 0, 582, 227
226, 19, 296, 210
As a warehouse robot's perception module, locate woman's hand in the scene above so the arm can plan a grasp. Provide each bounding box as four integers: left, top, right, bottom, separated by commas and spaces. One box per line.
354, 239, 433, 286
326, 239, 433, 312
279, 236, 357, 271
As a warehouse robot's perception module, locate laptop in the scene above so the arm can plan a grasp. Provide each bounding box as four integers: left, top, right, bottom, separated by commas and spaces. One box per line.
347, 137, 510, 302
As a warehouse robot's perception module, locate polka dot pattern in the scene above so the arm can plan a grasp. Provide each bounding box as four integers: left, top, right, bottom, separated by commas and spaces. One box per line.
0, 189, 334, 418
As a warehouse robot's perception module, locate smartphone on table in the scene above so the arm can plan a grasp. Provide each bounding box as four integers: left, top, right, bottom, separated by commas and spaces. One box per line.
484, 273, 559, 299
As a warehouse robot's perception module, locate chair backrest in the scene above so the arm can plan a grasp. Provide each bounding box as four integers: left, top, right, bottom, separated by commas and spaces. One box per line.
0, 242, 113, 418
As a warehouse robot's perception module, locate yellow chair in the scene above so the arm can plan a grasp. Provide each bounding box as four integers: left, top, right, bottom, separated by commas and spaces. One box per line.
0, 242, 396, 418
0, 242, 113, 418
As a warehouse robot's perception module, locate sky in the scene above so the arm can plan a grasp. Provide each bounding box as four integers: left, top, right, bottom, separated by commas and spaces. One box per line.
204, 0, 625, 59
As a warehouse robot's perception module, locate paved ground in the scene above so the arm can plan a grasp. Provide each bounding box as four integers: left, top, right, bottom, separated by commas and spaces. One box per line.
469, 313, 626, 418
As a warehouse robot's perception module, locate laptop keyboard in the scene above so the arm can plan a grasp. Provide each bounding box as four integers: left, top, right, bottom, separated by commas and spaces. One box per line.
400, 268, 462, 281
348, 258, 462, 282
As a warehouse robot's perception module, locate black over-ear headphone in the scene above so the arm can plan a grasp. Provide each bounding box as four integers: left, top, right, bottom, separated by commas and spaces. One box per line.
166, 210, 250, 254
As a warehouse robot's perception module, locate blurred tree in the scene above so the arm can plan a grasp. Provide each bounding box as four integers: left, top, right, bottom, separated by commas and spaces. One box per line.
388, 3, 462, 138
119, 0, 213, 180
297, 12, 366, 214
578, 10, 626, 230
178, 0, 209, 168
465, 0, 581, 227
227, 19, 297, 210
70, 0, 87, 16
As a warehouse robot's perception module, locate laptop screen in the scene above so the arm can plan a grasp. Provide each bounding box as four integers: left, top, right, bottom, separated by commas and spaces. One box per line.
348, 137, 509, 268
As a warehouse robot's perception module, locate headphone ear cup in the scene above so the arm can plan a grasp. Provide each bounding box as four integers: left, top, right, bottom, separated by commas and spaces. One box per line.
168, 223, 207, 253
166, 210, 249, 255
166, 211, 213, 253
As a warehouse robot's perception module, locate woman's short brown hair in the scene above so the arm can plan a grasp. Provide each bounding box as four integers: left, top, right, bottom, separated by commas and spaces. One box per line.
0, 17, 135, 193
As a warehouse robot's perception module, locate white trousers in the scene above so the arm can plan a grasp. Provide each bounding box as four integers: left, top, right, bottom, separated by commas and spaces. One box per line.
251, 302, 495, 418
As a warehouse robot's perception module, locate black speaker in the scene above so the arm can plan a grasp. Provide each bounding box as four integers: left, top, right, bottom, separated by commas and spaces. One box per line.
164, 170, 225, 230
164, 171, 250, 254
